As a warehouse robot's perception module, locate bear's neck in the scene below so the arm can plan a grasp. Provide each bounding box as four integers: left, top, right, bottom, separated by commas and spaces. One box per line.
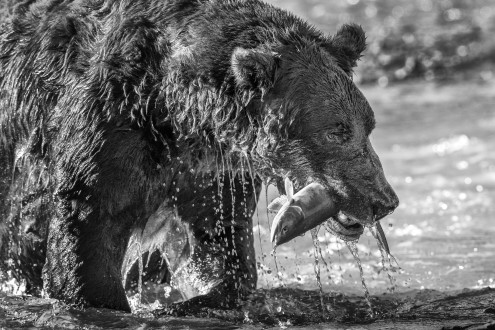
159, 72, 269, 177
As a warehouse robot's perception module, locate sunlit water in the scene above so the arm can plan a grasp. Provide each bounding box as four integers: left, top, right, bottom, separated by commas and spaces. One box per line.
2, 81, 495, 328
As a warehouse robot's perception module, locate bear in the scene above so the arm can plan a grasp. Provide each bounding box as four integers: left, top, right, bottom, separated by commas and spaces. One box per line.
0, 0, 399, 312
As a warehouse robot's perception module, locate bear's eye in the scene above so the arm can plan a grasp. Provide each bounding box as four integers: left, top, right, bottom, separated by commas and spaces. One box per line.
324, 131, 339, 141
322, 123, 349, 143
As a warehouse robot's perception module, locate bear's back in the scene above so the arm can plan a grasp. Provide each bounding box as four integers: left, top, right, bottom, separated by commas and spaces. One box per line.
0, 0, 328, 154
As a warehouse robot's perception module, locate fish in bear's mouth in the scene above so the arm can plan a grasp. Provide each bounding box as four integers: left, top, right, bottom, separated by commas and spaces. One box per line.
268, 178, 389, 253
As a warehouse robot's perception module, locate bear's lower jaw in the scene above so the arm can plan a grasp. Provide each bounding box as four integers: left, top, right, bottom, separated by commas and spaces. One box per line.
325, 212, 365, 241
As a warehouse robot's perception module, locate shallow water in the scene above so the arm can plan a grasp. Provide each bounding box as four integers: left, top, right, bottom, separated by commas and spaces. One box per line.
2, 81, 495, 329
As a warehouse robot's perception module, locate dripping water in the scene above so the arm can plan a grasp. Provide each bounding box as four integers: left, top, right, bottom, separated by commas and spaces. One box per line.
270, 248, 284, 287
292, 242, 303, 284
244, 156, 269, 286
137, 251, 144, 304
239, 155, 258, 289
217, 146, 226, 237
264, 183, 272, 230
225, 156, 239, 292
369, 224, 399, 292
310, 228, 326, 318
345, 240, 374, 316
323, 223, 345, 287
315, 229, 331, 273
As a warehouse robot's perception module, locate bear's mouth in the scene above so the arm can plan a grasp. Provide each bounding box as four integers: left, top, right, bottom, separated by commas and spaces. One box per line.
325, 211, 364, 241
270, 178, 370, 246
283, 177, 366, 240
270, 177, 391, 252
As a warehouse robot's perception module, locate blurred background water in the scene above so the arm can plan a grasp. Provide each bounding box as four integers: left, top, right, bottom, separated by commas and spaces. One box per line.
1, 0, 495, 328
267, 0, 495, 85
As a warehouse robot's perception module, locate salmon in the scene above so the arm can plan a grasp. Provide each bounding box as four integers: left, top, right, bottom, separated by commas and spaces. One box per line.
269, 179, 390, 254
269, 180, 338, 247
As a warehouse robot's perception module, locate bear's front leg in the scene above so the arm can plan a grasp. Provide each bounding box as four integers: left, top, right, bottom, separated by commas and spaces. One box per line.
165, 172, 261, 313
42, 196, 132, 311
42, 126, 166, 311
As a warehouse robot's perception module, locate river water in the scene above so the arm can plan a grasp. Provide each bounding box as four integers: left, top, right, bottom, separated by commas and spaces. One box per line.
1, 80, 495, 328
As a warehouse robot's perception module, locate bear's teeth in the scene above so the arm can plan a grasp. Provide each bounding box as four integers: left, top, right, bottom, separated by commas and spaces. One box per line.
338, 212, 348, 221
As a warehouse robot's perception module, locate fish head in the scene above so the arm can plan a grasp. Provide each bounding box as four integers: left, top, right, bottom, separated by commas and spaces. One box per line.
270, 202, 305, 247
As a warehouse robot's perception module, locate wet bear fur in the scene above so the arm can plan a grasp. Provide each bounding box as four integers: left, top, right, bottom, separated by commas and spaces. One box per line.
0, 0, 376, 311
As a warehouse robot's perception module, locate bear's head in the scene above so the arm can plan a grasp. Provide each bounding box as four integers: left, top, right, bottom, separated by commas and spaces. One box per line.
231, 24, 399, 240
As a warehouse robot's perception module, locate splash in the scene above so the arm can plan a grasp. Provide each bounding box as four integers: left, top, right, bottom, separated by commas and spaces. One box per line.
0, 272, 25, 295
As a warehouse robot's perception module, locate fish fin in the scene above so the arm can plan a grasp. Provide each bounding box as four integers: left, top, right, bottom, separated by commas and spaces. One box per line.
284, 177, 294, 202
267, 195, 288, 214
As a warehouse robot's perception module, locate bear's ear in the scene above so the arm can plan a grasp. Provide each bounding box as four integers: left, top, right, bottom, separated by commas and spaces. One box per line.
327, 24, 367, 74
231, 47, 279, 91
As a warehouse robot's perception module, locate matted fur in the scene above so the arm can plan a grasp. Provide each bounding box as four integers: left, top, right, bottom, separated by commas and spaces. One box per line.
0, 0, 395, 312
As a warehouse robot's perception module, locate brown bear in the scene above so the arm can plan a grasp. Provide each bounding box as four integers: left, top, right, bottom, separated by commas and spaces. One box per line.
0, 0, 398, 312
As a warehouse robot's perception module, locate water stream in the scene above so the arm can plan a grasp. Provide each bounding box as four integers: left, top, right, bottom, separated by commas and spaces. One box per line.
310, 228, 326, 318
369, 224, 398, 292
345, 240, 374, 316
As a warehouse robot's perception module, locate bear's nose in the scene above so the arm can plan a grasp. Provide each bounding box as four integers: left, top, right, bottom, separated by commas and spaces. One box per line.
373, 188, 399, 221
